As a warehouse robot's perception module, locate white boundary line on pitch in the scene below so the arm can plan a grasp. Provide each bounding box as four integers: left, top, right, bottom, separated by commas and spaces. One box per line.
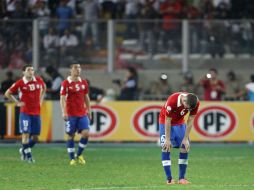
71, 184, 254, 190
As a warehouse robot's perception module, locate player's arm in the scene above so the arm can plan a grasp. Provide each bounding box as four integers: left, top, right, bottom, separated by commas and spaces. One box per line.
182, 115, 195, 152
163, 116, 172, 152
40, 83, 47, 106
84, 94, 91, 119
60, 95, 68, 121
5, 89, 24, 107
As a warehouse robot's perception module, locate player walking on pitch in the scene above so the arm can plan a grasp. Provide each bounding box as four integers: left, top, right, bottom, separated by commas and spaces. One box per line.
60, 64, 91, 165
159, 92, 200, 184
5, 64, 46, 163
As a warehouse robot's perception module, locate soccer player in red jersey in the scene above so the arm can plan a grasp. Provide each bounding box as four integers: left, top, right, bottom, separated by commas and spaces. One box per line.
159, 92, 200, 185
60, 64, 91, 165
5, 64, 46, 163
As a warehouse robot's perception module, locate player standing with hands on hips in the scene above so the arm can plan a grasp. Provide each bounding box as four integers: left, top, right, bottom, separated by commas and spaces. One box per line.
60, 63, 91, 166
5, 64, 46, 163
159, 92, 200, 185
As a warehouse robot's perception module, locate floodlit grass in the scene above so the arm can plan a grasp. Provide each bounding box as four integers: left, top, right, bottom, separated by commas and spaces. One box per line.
0, 143, 254, 190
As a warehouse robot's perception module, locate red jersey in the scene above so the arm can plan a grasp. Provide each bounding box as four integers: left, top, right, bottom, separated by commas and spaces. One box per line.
160, 1, 182, 30
159, 92, 200, 125
9, 76, 46, 115
60, 76, 89, 117
201, 79, 225, 101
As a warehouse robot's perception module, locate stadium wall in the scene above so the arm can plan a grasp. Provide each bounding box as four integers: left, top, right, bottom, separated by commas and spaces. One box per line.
1, 101, 254, 142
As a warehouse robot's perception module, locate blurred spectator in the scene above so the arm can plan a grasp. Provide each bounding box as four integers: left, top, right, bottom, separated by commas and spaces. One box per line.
87, 80, 104, 102
4, 0, 17, 18
124, 0, 139, 39
100, 88, 116, 103
43, 27, 60, 66
80, 0, 100, 50
235, 74, 254, 101
224, 70, 241, 101
139, 0, 159, 54
8, 50, 26, 69
47, 0, 60, 17
11, 1, 30, 43
56, 0, 74, 35
179, 72, 197, 93
32, 0, 51, 36
45, 65, 63, 100
214, 1, 230, 19
160, 0, 183, 53
59, 29, 78, 66
200, 0, 214, 19
206, 21, 226, 58
67, 0, 77, 16
198, 68, 225, 101
0, 70, 15, 94
100, 0, 117, 19
144, 73, 172, 100
116, 67, 139, 100
0, 34, 8, 68
60, 29, 78, 49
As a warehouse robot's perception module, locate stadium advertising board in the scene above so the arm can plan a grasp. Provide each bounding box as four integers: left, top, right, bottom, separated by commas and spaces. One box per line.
132, 105, 161, 139
1, 101, 254, 142
190, 102, 254, 141
193, 105, 237, 139
0, 101, 52, 141
89, 105, 117, 139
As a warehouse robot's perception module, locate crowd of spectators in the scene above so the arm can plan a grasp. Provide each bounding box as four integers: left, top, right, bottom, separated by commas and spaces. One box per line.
0, 66, 254, 102
1, 0, 254, 68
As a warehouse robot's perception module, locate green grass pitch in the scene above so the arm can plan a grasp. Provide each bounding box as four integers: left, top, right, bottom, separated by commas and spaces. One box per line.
0, 143, 254, 190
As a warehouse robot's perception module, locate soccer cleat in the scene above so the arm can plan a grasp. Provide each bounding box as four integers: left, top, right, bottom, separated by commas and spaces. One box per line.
178, 179, 191, 184
69, 159, 77, 166
166, 179, 175, 185
27, 157, 35, 163
77, 155, 86, 165
19, 148, 26, 161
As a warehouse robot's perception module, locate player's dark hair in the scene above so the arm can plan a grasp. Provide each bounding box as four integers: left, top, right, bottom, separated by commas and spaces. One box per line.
187, 93, 198, 110
210, 68, 218, 74
22, 64, 33, 71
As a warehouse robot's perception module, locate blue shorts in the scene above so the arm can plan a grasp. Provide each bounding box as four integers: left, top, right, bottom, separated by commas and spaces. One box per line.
65, 116, 90, 135
19, 113, 41, 135
159, 124, 186, 148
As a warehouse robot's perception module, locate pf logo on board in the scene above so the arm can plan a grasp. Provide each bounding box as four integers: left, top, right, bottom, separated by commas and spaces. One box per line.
90, 105, 117, 139
132, 105, 162, 138
194, 105, 237, 139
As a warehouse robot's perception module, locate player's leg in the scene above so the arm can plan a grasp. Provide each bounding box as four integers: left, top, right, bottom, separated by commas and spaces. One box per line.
159, 124, 174, 184
176, 124, 191, 184
65, 117, 77, 165
19, 113, 33, 162
29, 115, 41, 148
76, 116, 90, 165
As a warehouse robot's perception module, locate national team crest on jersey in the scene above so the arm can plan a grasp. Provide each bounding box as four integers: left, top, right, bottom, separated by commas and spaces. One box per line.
193, 105, 237, 139
132, 105, 162, 138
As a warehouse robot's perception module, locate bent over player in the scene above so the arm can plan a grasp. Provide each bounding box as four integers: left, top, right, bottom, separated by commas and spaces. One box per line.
159, 92, 199, 185
5, 64, 46, 163
60, 64, 91, 165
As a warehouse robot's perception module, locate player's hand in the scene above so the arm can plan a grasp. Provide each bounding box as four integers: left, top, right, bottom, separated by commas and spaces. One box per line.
16, 101, 25, 107
62, 114, 68, 121
181, 139, 190, 152
87, 109, 91, 120
162, 140, 172, 152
